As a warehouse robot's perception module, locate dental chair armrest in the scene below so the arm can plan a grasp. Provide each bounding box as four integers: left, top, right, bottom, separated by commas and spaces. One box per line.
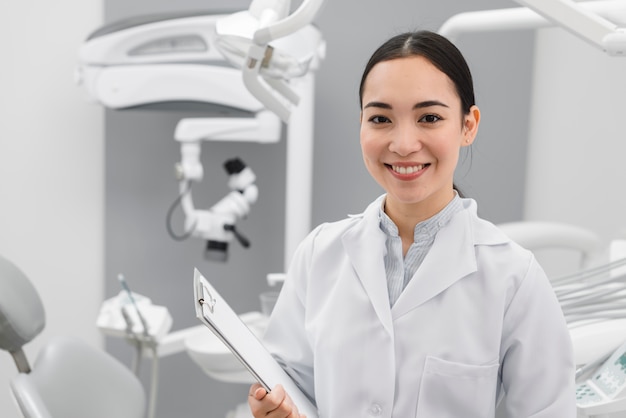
10, 375, 53, 418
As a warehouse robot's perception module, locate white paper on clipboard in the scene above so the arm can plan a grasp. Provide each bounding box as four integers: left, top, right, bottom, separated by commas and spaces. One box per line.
192, 268, 318, 418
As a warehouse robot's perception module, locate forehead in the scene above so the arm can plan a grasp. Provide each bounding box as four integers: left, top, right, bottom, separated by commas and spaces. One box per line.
362, 56, 458, 104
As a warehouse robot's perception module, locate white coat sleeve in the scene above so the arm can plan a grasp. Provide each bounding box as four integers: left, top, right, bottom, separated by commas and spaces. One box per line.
261, 225, 322, 403
500, 256, 577, 417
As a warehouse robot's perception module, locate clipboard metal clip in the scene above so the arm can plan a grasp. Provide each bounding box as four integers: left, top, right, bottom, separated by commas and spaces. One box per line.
198, 284, 217, 314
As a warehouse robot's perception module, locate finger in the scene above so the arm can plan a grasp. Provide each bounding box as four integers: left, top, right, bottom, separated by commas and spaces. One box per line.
248, 384, 273, 418
249, 383, 266, 400
268, 384, 287, 408
275, 386, 301, 418
253, 386, 268, 401
266, 385, 294, 416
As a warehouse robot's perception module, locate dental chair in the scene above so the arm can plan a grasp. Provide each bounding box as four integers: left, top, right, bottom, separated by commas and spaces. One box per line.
0, 254, 146, 418
497, 221, 604, 273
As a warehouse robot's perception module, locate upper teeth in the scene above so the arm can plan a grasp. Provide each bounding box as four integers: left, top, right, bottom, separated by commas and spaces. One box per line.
392, 165, 424, 174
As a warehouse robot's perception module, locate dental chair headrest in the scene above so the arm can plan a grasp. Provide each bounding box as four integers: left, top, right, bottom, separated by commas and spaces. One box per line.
0, 255, 45, 352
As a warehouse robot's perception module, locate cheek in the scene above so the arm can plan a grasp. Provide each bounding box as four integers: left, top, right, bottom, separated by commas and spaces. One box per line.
360, 131, 381, 158
359, 137, 380, 177
432, 132, 464, 161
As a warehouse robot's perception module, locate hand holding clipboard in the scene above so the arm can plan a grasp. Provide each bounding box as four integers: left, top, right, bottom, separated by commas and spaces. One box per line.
193, 268, 318, 418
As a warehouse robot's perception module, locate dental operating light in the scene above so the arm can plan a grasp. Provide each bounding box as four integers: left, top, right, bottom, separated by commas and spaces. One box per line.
215, 0, 326, 122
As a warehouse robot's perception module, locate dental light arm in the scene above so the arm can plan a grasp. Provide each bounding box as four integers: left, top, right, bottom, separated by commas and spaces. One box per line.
439, 0, 626, 56
217, 0, 326, 122
252, 0, 325, 45
517, 0, 626, 56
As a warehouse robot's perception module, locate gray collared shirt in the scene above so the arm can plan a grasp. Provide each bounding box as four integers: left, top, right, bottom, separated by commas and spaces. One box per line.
379, 194, 463, 306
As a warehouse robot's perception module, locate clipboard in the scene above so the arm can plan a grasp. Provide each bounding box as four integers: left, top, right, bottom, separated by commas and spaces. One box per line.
193, 268, 318, 418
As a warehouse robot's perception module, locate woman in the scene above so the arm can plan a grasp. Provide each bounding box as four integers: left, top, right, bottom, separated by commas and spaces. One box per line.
249, 30, 575, 417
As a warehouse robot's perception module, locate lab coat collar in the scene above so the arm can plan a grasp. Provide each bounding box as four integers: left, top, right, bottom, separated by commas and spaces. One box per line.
342, 196, 508, 331
391, 199, 477, 319
342, 195, 394, 334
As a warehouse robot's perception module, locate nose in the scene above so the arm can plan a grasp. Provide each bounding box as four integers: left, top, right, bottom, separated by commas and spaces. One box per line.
388, 124, 422, 156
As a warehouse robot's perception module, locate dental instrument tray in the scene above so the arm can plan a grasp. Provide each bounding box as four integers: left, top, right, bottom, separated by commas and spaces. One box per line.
192, 268, 318, 418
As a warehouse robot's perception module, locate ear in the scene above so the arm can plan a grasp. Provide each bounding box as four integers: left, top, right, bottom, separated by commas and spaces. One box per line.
462, 105, 480, 146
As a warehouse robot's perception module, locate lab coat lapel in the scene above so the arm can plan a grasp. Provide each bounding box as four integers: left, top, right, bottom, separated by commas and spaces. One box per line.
341, 199, 394, 335
392, 208, 477, 318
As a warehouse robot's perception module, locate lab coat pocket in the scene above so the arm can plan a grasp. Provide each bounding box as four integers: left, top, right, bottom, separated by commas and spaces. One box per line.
416, 356, 499, 418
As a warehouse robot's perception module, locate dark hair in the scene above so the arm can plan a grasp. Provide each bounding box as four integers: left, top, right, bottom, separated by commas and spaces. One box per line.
359, 30, 475, 115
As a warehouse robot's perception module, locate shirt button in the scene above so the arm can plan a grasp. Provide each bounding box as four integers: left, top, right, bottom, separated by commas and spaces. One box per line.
368, 403, 382, 416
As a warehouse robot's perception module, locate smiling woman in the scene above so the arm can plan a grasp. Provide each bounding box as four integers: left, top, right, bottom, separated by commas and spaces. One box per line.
359, 55, 479, 233
247, 30, 576, 418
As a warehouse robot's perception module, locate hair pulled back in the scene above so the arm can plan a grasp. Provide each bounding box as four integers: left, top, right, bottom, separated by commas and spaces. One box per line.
359, 30, 475, 115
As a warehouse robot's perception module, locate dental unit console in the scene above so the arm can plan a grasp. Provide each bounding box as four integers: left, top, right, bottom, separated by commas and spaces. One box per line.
577, 339, 626, 417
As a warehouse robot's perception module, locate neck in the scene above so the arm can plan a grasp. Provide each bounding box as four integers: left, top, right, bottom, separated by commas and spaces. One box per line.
384, 190, 455, 241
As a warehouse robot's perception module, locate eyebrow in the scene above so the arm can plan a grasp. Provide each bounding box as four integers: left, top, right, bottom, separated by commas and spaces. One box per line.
363, 100, 449, 110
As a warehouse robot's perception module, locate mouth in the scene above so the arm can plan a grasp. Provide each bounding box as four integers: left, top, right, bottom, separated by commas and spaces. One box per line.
386, 163, 430, 175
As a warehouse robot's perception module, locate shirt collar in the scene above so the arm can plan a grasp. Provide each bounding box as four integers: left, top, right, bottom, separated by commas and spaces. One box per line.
378, 192, 463, 240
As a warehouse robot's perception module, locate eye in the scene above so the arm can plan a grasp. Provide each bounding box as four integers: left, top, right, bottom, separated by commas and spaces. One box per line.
419, 114, 442, 123
368, 115, 391, 124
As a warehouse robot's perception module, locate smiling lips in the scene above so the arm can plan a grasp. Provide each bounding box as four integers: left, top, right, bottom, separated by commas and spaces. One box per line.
387, 163, 430, 178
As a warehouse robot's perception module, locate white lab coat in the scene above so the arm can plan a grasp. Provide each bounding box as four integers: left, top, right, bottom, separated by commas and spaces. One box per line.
263, 196, 576, 418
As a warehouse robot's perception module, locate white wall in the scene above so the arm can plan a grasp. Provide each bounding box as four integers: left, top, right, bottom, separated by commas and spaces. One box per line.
0, 1, 103, 416
525, 27, 626, 245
